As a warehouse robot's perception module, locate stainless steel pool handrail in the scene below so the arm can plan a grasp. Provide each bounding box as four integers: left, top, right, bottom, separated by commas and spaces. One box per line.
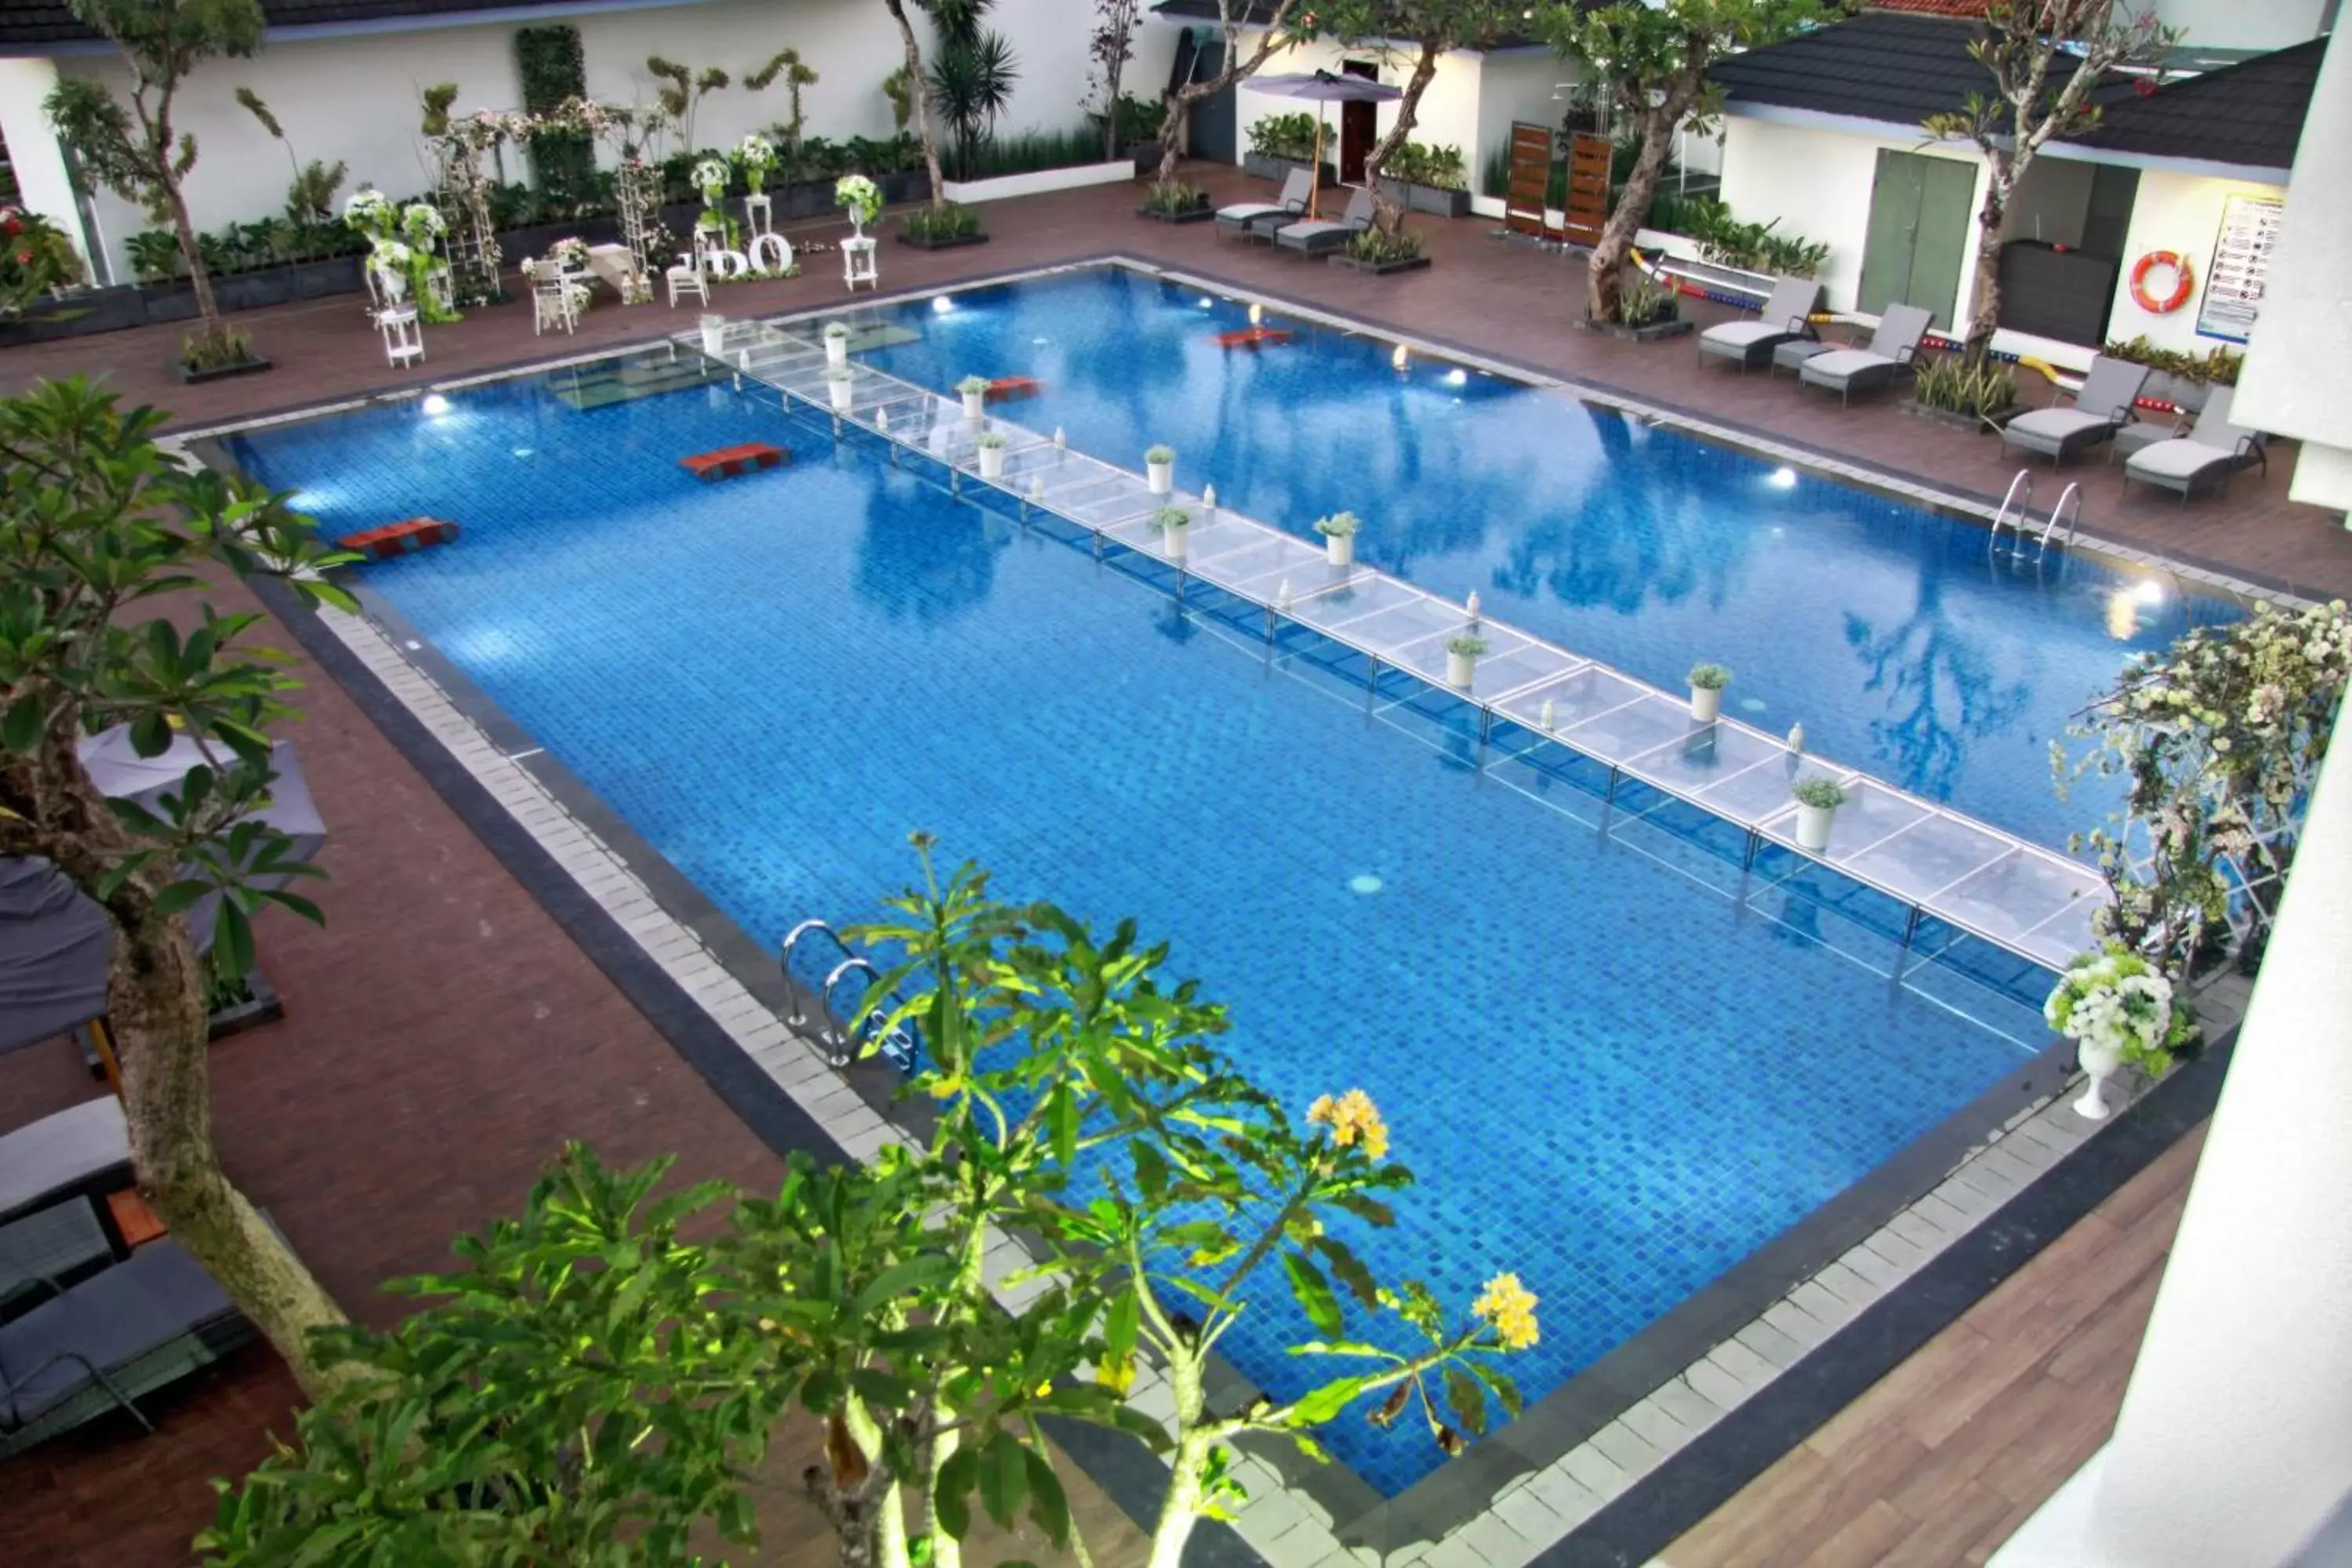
703, 322, 2110, 973
2038, 482, 2084, 559
1989, 470, 2034, 555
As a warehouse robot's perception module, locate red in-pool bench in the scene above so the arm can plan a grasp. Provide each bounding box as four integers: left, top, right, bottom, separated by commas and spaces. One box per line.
679, 442, 789, 481
985, 376, 1044, 402
336, 517, 460, 560
1212, 327, 1293, 350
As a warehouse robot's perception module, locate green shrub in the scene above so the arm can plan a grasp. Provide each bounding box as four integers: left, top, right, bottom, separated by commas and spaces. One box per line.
1246, 112, 1319, 163
2103, 333, 2243, 387
1682, 206, 1828, 278
1619, 276, 1678, 328
1381, 141, 1467, 191
1914, 354, 2019, 419
902, 201, 983, 241
965, 123, 1108, 180
1142, 179, 1207, 214
1345, 227, 1425, 266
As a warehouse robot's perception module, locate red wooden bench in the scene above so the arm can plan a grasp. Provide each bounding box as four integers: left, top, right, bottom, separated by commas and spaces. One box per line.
336, 516, 460, 560
985, 376, 1044, 402
1212, 327, 1293, 350
679, 442, 789, 480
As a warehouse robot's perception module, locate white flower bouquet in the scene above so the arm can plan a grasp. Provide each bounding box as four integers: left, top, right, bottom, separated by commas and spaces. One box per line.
400, 202, 448, 249
736, 132, 777, 191
548, 236, 590, 270
343, 187, 394, 238
693, 157, 731, 205
2045, 946, 2187, 1075
835, 174, 883, 227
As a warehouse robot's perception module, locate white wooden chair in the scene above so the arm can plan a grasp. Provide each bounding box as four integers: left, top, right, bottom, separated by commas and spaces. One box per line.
532, 277, 577, 336
375, 305, 423, 368
666, 259, 708, 308
424, 263, 455, 315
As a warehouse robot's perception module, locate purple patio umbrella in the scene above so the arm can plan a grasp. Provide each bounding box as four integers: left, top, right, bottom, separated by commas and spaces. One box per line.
1248, 70, 1403, 218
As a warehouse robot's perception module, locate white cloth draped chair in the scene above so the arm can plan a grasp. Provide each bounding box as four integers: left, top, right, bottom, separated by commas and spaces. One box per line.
532, 276, 577, 336
666, 259, 709, 307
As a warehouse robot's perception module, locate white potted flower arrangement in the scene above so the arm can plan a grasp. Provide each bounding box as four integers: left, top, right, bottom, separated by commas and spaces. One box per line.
977, 429, 1010, 479
825, 363, 855, 412
368, 238, 413, 303
2045, 946, 2187, 1120
1151, 503, 1192, 561
700, 312, 728, 357
1314, 510, 1360, 568
824, 320, 851, 368
343, 187, 395, 244
837, 174, 884, 238
737, 132, 778, 233
1791, 775, 1846, 851
1689, 662, 1731, 722
1446, 634, 1487, 691
957, 375, 990, 420
693, 157, 732, 232
1145, 444, 1175, 495
548, 236, 590, 271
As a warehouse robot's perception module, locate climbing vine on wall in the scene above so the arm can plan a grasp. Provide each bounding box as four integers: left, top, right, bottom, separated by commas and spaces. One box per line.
515, 24, 595, 210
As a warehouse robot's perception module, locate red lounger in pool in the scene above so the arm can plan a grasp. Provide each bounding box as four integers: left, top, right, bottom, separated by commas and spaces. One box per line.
336, 517, 460, 560
679, 442, 789, 480
1212, 327, 1292, 350
985, 376, 1044, 402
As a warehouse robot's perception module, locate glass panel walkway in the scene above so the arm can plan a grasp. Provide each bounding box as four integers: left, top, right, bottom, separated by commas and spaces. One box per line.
688, 321, 2107, 973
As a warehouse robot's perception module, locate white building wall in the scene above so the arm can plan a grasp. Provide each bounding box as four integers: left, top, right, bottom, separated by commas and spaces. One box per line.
2134, 0, 2332, 53
1227, 32, 1486, 173
0, 56, 89, 269
2103, 168, 2291, 354
1473, 49, 1573, 193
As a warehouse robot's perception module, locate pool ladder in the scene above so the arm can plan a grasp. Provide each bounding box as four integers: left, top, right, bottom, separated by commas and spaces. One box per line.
1988, 470, 2084, 561
779, 918, 916, 1070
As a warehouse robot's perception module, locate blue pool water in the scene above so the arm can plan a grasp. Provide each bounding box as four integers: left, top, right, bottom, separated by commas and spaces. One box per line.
861, 266, 2240, 851
232, 364, 2038, 1497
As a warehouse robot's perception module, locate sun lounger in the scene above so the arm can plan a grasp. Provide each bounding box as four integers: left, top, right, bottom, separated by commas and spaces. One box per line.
0, 1236, 254, 1456
2000, 354, 2151, 466
2122, 385, 2267, 502
1698, 276, 1826, 371
1272, 187, 1377, 257
0, 1098, 131, 1227
1215, 169, 1312, 241
0, 1196, 113, 1316
1797, 304, 1933, 405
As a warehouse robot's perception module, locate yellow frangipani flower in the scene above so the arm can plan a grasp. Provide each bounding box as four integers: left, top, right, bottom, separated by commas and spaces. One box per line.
1472, 1272, 1540, 1351
1305, 1087, 1390, 1161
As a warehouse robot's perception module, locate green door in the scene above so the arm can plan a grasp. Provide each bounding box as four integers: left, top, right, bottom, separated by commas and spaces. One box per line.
1857, 149, 1976, 330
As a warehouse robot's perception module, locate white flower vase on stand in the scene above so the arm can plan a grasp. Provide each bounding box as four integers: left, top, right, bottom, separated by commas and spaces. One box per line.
2074, 1039, 2122, 1120
379, 266, 408, 304
744, 192, 773, 239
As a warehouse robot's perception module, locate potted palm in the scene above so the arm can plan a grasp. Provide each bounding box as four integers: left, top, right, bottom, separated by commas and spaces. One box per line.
1315, 510, 1360, 568
1791, 776, 1846, 852
699, 312, 728, 357
1689, 662, 1730, 722
958, 375, 989, 421
826, 363, 855, 413
977, 429, 1010, 480
824, 320, 851, 368
1145, 444, 1175, 495
1151, 503, 1191, 561
1446, 634, 1487, 691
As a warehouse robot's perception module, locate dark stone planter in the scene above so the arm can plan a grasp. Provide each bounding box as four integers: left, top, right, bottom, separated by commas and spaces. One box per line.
1126, 140, 1167, 176
1376, 177, 1472, 218
207, 967, 286, 1041
142, 285, 201, 325
289, 256, 365, 299
1242, 153, 1337, 187
176, 352, 274, 385
1327, 252, 1433, 277
0, 285, 147, 345
214, 268, 296, 311
1903, 398, 2023, 433
1137, 201, 1214, 223
1578, 315, 1693, 343
897, 230, 991, 251
880, 170, 933, 207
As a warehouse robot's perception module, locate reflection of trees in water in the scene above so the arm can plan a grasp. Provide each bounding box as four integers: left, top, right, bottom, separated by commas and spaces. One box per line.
1489, 415, 1733, 615
1842, 572, 2031, 800
851, 475, 1006, 624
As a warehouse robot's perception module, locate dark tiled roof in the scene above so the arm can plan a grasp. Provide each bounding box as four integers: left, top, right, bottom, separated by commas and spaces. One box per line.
1708, 11, 2102, 129
2068, 36, 2325, 171
0, 0, 589, 47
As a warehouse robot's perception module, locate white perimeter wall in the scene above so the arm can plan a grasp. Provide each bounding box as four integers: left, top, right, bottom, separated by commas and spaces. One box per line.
1718, 114, 1991, 322
2104, 167, 2292, 354
1226, 33, 1486, 175
1473, 49, 1573, 191
2138, 0, 2332, 52
43, 0, 1172, 280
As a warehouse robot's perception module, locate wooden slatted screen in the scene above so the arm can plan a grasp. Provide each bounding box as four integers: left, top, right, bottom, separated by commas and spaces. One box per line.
1504, 122, 1552, 238
1562, 131, 1611, 249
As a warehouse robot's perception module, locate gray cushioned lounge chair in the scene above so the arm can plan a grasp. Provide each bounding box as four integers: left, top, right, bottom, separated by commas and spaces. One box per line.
0, 1097, 130, 1226
1215, 169, 1312, 241
0, 1237, 254, 1457
1698, 276, 1826, 371
2000, 354, 2151, 466
1797, 304, 1934, 406
0, 1196, 113, 1316
2122, 386, 2267, 503
1272, 187, 1376, 256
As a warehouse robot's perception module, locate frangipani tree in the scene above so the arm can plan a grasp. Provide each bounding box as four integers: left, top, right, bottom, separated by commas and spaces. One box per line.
1541, 0, 1838, 323
1152, 0, 1313, 184
1310, 0, 1513, 235
1, 378, 355, 1396
200, 842, 1536, 1568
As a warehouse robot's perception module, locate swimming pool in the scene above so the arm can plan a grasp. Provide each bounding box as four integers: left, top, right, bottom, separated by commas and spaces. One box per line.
858, 265, 2239, 851
230, 352, 2043, 1497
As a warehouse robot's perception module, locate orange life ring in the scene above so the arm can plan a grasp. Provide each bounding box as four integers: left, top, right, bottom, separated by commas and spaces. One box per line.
2131, 251, 2194, 314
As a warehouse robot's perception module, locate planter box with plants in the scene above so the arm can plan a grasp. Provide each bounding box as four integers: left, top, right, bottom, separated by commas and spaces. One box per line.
1313, 511, 1360, 568
1791, 775, 1847, 854
2102, 334, 2241, 412
898, 202, 989, 250
1138, 179, 1214, 223
207, 966, 286, 1041
1906, 354, 2023, 432
178, 327, 272, 383
1581, 277, 1690, 342
1329, 230, 1431, 278
1373, 141, 1472, 219
1243, 112, 1338, 188
942, 159, 1135, 204
1688, 662, 1730, 723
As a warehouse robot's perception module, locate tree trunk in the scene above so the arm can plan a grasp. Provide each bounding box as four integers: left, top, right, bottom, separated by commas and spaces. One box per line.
1586, 102, 1679, 323
881, 0, 947, 212
1962, 165, 2014, 365
1155, 93, 1193, 184
1146, 1428, 1213, 1568
1361, 39, 1443, 235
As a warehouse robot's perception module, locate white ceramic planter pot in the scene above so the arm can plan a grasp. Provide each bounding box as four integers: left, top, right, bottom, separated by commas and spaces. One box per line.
828, 378, 855, 413
826, 336, 848, 368
979, 445, 1007, 480
700, 320, 727, 357
1163, 524, 1189, 561
1325, 533, 1355, 568
1795, 801, 1836, 852
380, 267, 408, 303
1690, 685, 1722, 723
1446, 650, 1476, 690
962, 389, 985, 421
2074, 1038, 2122, 1120
1148, 458, 1174, 495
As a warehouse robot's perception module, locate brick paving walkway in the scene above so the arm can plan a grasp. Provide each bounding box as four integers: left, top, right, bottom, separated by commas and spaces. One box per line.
0, 168, 2230, 1565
